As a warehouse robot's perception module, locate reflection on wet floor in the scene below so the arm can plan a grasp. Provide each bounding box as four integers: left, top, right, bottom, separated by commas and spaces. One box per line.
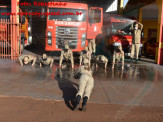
93, 63, 161, 82
0, 60, 163, 106
0, 59, 162, 83
0, 60, 162, 83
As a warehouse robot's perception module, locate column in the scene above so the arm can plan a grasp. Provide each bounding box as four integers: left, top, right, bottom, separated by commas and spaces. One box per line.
156, 0, 163, 64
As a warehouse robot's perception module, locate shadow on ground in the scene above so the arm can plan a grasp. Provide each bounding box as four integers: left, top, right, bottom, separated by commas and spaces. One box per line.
55, 67, 78, 110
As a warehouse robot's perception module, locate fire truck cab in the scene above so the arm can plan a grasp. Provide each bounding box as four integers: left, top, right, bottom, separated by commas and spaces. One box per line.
45, 2, 103, 54
0, 6, 32, 52
19, 8, 32, 52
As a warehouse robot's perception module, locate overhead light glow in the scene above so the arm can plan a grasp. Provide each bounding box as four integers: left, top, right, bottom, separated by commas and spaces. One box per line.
106, 0, 118, 12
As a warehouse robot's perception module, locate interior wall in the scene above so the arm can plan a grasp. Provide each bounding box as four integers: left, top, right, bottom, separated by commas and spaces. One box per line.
142, 20, 158, 39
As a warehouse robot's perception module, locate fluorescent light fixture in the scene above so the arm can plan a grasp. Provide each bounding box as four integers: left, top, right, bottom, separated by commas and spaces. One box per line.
106, 0, 118, 12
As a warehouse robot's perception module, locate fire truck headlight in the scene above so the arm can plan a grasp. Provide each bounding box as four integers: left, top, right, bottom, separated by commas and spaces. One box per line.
81, 40, 85, 47
48, 39, 52, 44
81, 33, 86, 47
28, 36, 32, 44
28, 27, 31, 32
47, 31, 52, 46
140, 43, 143, 47
113, 42, 121, 46
48, 31, 52, 37
82, 33, 86, 38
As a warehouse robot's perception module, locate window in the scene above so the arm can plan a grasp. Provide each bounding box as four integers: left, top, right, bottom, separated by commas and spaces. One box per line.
0, 7, 10, 19
89, 9, 101, 23
48, 8, 86, 22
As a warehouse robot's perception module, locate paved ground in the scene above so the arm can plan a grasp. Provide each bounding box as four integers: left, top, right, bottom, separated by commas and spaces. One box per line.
0, 50, 163, 121
0, 97, 163, 122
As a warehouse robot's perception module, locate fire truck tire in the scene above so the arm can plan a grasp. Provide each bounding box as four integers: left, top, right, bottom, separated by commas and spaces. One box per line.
21, 38, 25, 53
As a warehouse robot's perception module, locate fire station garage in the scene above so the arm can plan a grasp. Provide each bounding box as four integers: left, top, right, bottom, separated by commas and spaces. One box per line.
123, 0, 163, 65
1, 0, 163, 64
0, 0, 163, 121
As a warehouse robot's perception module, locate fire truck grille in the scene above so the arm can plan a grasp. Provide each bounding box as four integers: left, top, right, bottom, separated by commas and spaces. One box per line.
56, 26, 78, 49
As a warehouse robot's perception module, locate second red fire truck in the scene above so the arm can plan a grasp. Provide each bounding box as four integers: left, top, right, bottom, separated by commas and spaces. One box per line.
103, 14, 143, 58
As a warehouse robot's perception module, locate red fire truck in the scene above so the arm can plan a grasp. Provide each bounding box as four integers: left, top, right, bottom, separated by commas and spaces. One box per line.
45, 2, 103, 54
103, 14, 143, 58
0, 6, 32, 52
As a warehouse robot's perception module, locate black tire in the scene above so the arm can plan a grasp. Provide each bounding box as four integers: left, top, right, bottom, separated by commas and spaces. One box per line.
21, 38, 25, 53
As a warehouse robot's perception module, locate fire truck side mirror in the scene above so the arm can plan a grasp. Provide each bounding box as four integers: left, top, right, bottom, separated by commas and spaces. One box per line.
89, 21, 92, 26
41, 7, 45, 19
22, 15, 25, 24
19, 15, 22, 23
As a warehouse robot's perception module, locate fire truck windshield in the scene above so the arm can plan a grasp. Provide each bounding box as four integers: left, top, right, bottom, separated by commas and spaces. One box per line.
48, 8, 86, 22
112, 22, 132, 35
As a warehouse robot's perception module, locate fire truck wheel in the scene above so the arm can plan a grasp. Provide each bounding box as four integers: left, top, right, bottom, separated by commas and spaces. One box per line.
21, 38, 25, 53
